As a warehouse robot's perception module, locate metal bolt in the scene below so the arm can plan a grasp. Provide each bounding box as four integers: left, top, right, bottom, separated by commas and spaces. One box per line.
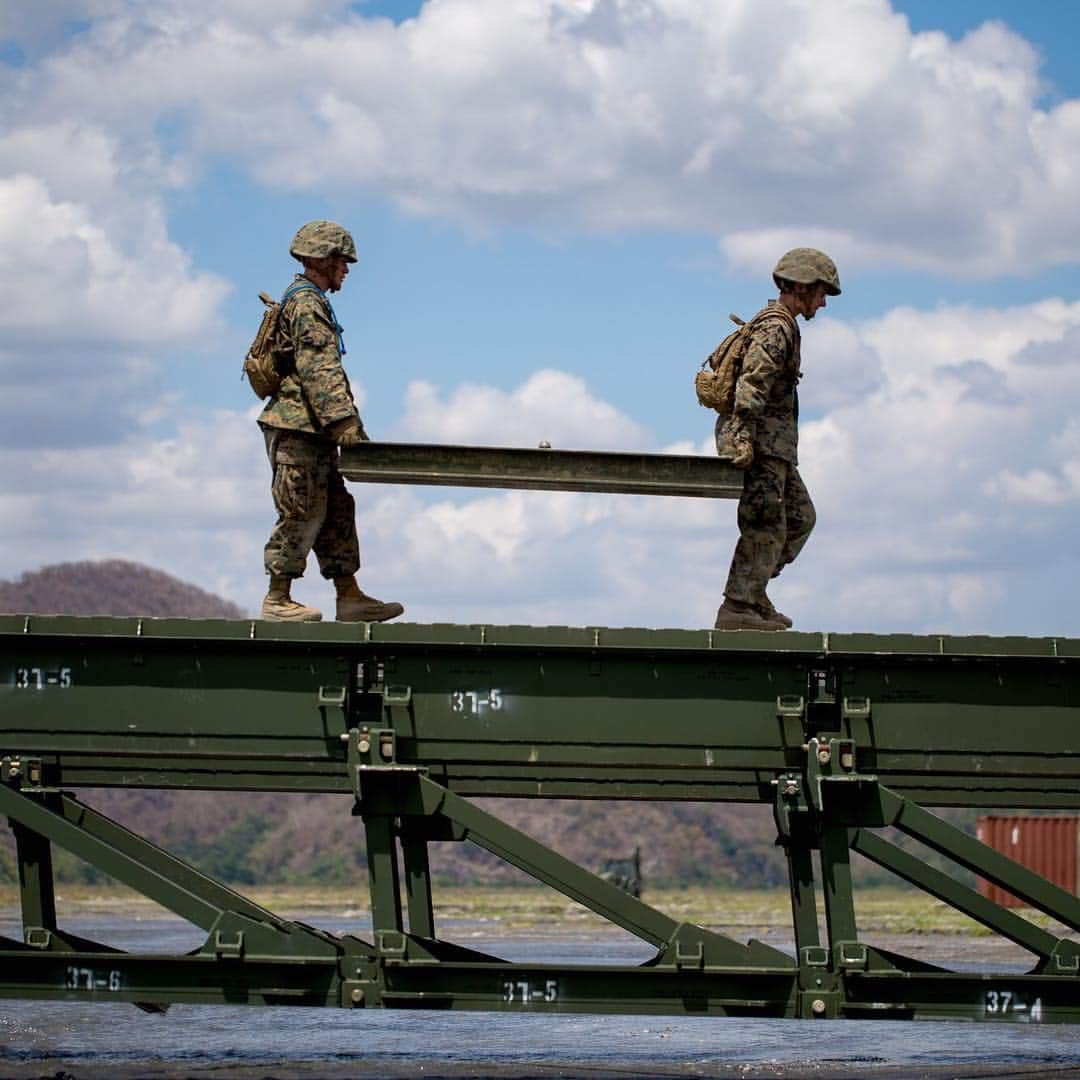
811, 997, 827, 1015
351, 987, 365, 1005
817, 746, 831, 765
7, 767, 19, 780
538, 441, 551, 449
357, 738, 371, 754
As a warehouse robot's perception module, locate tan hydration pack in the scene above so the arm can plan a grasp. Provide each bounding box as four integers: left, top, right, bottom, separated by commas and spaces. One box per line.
242, 282, 321, 399
694, 313, 750, 417
242, 292, 285, 399
694, 308, 795, 417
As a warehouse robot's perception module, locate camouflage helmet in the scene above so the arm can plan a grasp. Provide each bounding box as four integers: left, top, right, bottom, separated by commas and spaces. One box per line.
772, 248, 841, 296
289, 220, 358, 264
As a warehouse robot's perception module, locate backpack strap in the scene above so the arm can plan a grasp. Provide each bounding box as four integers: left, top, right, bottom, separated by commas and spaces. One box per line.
280, 280, 347, 356
748, 305, 800, 368
749, 305, 798, 334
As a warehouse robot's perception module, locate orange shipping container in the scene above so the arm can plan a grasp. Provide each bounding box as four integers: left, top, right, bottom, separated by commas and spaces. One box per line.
976, 815, 1079, 908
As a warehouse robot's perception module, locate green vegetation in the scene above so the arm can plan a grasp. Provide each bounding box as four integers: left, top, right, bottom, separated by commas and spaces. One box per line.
2, 882, 1072, 941
162, 812, 275, 886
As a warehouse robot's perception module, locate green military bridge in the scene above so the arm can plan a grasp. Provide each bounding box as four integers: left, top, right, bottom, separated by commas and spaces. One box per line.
2, 443, 1080, 1023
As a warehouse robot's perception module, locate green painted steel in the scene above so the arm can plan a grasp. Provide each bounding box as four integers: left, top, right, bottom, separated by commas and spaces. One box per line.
3, 614, 1080, 1022
4, 615, 1080, 806
338, 441, 745, 498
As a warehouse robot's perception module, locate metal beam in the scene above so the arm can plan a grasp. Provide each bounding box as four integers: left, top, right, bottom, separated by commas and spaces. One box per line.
338, 441, 745, 499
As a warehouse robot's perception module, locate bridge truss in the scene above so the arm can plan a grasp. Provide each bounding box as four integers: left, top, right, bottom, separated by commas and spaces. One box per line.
4, 613, 1080, 1023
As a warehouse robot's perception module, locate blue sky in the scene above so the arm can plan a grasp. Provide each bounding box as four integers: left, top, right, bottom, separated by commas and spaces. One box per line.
3, 0, 1080, 635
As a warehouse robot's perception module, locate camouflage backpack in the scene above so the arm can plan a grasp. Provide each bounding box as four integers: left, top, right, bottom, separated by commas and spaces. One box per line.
694, 307, 796, 417
241, 282, 320, 399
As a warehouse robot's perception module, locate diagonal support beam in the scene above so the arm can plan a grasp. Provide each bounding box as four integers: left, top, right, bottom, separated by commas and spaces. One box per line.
0, 788, 287, 932
851, 828, 1076, 963
877, 787, 1080, 933
416, 776, 676, 946
412, 775, 791, 969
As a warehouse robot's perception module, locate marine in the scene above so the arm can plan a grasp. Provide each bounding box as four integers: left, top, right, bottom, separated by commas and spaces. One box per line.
257, 220, 404, 624
713, 248, 841, 631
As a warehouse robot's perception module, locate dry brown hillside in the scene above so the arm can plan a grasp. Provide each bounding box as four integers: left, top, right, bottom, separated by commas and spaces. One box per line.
0, 560, 245, 618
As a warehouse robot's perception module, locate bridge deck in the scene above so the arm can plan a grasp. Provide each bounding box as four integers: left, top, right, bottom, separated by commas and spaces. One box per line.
4, 615, 1078, 806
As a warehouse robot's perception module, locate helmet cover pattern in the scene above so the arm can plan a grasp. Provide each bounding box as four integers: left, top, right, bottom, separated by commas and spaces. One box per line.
289, 220, 358, 263
772, 248, 841, 295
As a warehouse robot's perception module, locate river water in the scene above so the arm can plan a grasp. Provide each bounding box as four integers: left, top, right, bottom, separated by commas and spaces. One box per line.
3, 910, 1080, 1077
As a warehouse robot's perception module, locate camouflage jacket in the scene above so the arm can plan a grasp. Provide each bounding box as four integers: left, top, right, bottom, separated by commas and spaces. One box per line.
715, 300, 801, 464
258, 275, 359, 437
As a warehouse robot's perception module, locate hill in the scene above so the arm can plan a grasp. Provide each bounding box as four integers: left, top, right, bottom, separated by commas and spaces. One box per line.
0, 559, 786, 891
0, 560, 245, 619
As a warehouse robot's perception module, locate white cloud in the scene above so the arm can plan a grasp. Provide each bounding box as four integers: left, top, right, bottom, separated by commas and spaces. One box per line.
0, 169, 225, 346
395, 368, 650, 449
0, 407, 271, 612
797, 316, 884, 415
3, 1, 1079, 275
0, 122, 228, 448
790, 295, 1080, 632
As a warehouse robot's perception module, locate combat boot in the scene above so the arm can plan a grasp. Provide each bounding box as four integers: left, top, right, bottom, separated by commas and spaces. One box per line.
713, 599, 782, 632
334, 577, 404, 623
261, 575, 323, 622
758, 596, 793, 629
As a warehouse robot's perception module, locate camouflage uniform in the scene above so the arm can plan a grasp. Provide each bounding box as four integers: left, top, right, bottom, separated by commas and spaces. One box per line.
715, 301, 816, 608
259, 276, 362, 580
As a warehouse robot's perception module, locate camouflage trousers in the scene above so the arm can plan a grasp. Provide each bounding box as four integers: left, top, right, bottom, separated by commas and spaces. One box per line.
724, 454, 815, 607
262, 427, 361, 580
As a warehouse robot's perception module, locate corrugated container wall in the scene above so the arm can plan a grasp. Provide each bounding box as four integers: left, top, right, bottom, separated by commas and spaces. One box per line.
976, 815, 1079, 908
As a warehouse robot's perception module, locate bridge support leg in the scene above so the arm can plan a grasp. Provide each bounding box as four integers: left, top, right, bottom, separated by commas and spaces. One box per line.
363, 813, 403, 933
782, 812, 820, 955
820, 825, 858, 952
401, 836, 435, 939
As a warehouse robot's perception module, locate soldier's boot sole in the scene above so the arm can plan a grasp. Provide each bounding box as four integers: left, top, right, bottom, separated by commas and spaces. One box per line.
713, 606, 782, 632
337, 597, 405, 623
759, 608, 793, 629
759, 615, 791, 629
261, 598, 323, 622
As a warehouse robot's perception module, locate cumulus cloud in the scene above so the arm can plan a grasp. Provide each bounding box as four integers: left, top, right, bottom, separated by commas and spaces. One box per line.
792, 296, 1080, 632
0, 406, 270, 610
0, 171, 225, 345
2, 1, 1078, 275
797, 317, 885, 415
0, 123, 227, 447
395, 368, 650, 449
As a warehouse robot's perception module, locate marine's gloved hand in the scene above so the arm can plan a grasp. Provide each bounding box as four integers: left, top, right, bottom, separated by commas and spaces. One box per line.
328, 416, 369, 447
730, 428, 754, 469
